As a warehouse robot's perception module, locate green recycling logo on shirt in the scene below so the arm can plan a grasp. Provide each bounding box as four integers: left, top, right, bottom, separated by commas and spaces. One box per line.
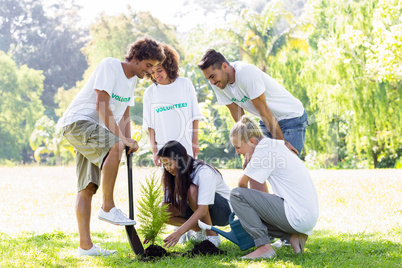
231, 95, 250, 103
156, 102, 188, 113
112, 93, 131, 102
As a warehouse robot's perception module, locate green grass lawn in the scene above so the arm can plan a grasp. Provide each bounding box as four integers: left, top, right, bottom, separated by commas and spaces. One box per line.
1, 229, 401, 267
1, 167, 401, 267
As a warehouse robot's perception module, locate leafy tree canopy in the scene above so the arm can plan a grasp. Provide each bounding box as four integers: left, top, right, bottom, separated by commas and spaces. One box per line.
0, 52, 45, 162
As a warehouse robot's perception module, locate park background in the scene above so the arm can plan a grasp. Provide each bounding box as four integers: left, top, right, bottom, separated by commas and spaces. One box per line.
0, 0, 401, 169
0, 0, 401, 267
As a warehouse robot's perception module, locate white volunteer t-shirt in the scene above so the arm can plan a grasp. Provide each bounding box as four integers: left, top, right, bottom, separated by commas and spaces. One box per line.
143, 77, 202, 156
190, 162, 231, 208
59, 57, 137, 128
244, 138, 319, 235
211, 61, 304, 121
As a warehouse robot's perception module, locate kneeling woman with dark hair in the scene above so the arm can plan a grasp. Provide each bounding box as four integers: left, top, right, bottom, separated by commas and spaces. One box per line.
158, 140, 232, 248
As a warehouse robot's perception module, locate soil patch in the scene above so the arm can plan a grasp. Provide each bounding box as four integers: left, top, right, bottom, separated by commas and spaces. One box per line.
143, 244, 167, 258
187, 240, 226, 256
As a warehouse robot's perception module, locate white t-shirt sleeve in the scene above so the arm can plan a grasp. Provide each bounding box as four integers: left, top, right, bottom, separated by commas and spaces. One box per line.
142, 87, 152, 129
244, 143, 275, 184
211, 85, 233, 106
237, 65, 266, 100
193, 166, 217, 205
93, 59, 117, 96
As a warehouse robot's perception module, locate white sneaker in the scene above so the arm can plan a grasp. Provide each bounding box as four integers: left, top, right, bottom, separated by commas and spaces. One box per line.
98, 207, 136, 226
78, 243, 116, 256
188, 230, 206, 242
206, 235, 221, 247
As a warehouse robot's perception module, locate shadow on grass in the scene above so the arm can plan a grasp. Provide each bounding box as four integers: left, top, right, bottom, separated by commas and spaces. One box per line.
1, 230, 401, 267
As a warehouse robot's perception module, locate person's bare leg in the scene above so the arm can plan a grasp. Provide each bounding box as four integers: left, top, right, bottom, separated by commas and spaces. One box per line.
187, 185, 216, 236
76, 183, 97, 250
101, 141, 124, 212
165, 205, 189, 227
249, 179, 269, 193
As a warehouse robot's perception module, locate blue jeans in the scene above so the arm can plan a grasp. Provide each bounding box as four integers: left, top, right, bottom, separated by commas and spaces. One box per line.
259, 110, 309, 156
183, 193, 231, 226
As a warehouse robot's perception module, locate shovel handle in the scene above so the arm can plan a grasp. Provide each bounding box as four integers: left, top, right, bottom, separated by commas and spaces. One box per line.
125, 147, 134, 220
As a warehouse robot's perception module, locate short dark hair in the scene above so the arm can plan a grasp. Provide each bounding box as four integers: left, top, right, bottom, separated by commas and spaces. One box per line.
146, 43, 180, 83
198, 49, 229, 70
125, 36, 165, 63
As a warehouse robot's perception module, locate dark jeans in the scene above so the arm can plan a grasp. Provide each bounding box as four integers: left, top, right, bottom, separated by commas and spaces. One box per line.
259, 110, 309, 156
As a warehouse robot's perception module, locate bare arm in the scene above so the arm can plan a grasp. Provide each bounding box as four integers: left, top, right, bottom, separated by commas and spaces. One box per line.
192, 120, 199, 158
95, 90, 138, 152
163, 205, 209, 248
238, 174, 251, 188
119, 106, 131, 138
251, 93, 298, 155
226, 103, 245, 122
148, 127, 161, 166
239, 173, 269, 193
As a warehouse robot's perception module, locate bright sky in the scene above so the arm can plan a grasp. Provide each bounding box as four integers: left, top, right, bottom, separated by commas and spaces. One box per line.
78, 0, 229, 32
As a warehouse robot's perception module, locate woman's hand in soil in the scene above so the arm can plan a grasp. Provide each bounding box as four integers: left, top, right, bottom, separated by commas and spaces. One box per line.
163, 231, 182, 248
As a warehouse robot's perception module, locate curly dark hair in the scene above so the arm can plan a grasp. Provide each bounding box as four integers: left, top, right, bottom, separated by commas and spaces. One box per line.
197, 49, 229, 70
125, 36, 165, 63
146, 43, 180, 83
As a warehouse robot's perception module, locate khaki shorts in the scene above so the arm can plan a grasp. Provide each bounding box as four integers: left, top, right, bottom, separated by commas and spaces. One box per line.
62, 120, 120, 192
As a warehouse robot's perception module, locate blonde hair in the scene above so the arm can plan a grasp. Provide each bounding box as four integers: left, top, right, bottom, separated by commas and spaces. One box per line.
230, 115, 263, 142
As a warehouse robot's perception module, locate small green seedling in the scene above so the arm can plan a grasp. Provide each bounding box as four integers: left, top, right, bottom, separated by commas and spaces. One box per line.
137, 173, 170, 245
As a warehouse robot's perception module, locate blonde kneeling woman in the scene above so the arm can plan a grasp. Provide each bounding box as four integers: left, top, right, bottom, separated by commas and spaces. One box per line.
229, 115, 319, 259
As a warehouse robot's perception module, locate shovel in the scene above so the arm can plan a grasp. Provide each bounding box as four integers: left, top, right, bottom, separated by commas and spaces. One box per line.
198, 212, 255, 251
125, 147, 144, 255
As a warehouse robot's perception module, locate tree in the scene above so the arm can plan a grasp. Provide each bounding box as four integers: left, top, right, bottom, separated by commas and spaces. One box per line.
0, 0, 88, 119
300, 0, 402, 167
0, 0, 24, 52
227, 1, 311, 72
29, 115, 74, 165
0, 52, 45, 162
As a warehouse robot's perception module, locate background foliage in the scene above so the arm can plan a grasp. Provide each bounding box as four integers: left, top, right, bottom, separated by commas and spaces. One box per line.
0, 0, 400, 169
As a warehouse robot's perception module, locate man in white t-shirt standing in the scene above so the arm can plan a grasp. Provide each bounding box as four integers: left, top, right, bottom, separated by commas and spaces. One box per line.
198, 49, 309, 193
59, 37, 165, 256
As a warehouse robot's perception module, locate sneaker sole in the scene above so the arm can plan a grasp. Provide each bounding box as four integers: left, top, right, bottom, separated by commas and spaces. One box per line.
98, 216, 136, 226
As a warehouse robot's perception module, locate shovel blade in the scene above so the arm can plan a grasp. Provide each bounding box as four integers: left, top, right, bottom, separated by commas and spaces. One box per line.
125, 225, 144, 255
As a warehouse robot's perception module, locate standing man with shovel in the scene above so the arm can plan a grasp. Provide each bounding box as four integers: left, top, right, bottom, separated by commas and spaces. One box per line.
59, 37, 165, 256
